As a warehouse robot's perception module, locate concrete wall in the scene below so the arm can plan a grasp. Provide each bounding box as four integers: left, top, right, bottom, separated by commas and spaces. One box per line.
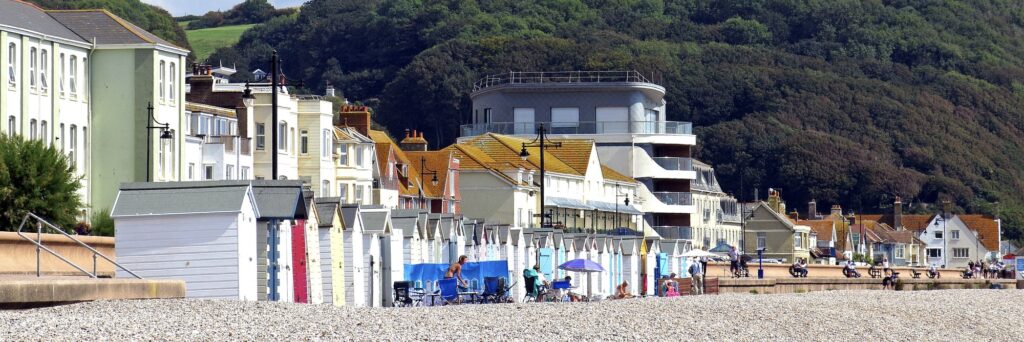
704, 262, 970, 279
0, 232, 115, 276
716, 277, 1018, 294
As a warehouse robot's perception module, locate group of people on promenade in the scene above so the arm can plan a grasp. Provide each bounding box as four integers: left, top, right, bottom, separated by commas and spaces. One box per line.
965, 260, 1010, 279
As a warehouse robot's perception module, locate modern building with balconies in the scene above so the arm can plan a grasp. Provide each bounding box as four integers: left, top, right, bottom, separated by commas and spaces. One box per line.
460, 71, 696, 240
691, 160, 741, 250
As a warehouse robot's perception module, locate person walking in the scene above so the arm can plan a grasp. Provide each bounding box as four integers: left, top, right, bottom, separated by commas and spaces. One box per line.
729, 246, 739, 276
689, 257, 704, 295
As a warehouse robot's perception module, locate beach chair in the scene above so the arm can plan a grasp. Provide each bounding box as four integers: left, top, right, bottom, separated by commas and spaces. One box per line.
523, 275, 539, 303
480, 277, 501, 303
439, 278, 461, 305
393, 281, 416, 307
550, 280, 572, 302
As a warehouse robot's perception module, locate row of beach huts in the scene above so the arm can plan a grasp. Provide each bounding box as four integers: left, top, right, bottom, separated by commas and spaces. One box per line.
111, 181, 695, 306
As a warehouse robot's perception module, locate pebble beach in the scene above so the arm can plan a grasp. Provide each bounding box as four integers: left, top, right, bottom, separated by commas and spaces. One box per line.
2, 289, 1022, 341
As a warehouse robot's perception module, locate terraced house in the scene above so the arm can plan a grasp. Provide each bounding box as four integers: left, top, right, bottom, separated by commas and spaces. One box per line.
0, 0, 189, 216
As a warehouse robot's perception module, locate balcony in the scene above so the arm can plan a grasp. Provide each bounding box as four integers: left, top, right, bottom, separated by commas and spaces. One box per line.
204, 135, 252, 156
653, 226, 693, 240
460, 121, 692, 137
652, 157, 692, 171
652, 192, 693, 206
474, 70, 656, 92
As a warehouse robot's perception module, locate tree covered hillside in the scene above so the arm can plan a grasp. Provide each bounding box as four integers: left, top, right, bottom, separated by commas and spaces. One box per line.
214, 0, 1024, 241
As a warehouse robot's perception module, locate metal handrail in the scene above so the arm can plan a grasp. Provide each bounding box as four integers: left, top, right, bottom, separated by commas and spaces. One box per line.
16, 212, 141, 279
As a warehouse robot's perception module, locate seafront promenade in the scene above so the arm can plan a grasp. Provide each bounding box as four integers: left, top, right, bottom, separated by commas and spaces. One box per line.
1, 290, 1020, 341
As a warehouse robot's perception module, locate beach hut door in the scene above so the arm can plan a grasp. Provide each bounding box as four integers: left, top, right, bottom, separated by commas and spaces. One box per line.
538, 248, 553, 280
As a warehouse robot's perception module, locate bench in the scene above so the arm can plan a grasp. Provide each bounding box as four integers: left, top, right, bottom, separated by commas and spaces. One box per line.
842, 267, 861, 278
910, 269, 922, 279
868, 266, 882, 279
927, 270, 940, 279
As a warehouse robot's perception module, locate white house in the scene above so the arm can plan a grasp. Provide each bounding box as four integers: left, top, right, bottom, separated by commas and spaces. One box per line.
182, 102, 253, 181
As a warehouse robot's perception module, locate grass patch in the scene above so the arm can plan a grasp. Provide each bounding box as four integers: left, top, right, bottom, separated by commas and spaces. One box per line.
794, 289, 806, 294
178, 20, 193, 28
748, 289, 758, 294
185, 24, 255, 61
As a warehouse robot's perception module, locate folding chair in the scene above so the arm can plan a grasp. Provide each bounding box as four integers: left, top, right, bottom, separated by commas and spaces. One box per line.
480, 277, 500, 303
439, 278, 461, 305
550, 280, 571, 302
393, 281, 415, 307
523, 275, 538, 303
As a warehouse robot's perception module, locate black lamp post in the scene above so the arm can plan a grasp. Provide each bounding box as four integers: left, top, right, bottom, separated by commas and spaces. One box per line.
419, 156, 439, 211
270, 50, 279, 180
519, 123, 561, 228
614, 184, 631, 229
145, 101, 173, 182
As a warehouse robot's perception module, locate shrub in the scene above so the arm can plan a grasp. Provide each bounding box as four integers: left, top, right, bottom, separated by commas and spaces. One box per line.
0, 134, 83, 232
90, 209, 115, 236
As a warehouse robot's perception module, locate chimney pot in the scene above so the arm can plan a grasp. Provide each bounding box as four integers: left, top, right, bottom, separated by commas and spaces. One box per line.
894, 196, 903, 230
405, 129, 410, 139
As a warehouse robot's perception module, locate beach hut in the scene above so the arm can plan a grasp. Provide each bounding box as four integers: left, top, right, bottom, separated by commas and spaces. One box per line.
112, 181, 261, 300
507, 227, 526, 299
619, 238, 641, 295
314, 198, 346, 306
422, 213, 442, 264
391, 209, 425, 267
251, 181, 308, 303
291, 189, 323, 304
659, 240, 681, 280
593, 235, 612, 297
531, 229, 557, 281
360, 207, 393, 308
643, 236, 662, 295
340, 204, 366, 307
463, 219, 482, 262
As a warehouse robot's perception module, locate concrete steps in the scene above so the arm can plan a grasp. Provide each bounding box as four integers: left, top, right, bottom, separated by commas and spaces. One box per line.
0, 276, 185, 308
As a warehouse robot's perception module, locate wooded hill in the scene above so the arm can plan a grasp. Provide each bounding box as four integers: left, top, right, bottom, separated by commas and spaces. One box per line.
133, 0, 1024, 242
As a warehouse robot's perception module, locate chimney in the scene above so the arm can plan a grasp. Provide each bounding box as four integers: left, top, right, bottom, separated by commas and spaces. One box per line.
808, 199, 817, 220
788, 210, 799, 220
830, 205, 842, 217
338, 105, 371, 136
400, 130, 428, 152
893, 196, 903, 230
942, 199, 952, 218
325, 85, 336, 97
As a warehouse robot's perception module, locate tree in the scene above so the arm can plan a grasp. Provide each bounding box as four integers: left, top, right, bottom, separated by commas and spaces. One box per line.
0, 135, 83, 233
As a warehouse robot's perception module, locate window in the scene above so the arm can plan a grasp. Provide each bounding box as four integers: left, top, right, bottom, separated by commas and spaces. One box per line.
356, 146, 364, 167
278, 122, 287, 151
69, 56, 77, 96
757, 232, 766, 250
82, 127, 88, 173
7, 43, 15, 85
29, 119, 37, 140
7, 116, 14, 135
188, 163, 195, 180
256, 123, 265, 149
81, 58, 87, 100
40, 121, 47, 143
483, 108, 492, 123
29, 47, 36, 89
168, 62, 175, 102
595, 107, 628, 133
513, 108, 534, 134
59, 53, 64, 95
59, 123, 65, 150
226, 165, 235, 180
321, 180, 330, 196
795, 233, 804, 249
551, 107, 580, 128
953, 248, 969, 259
159, 61, 165, 100
951, 230, 960, 239
300, 129, 309, 154
39, 50, 48, 90
290, 127, 295, 153
895, 246, 905, 259
934, 231, 943, 239
158, 140, 165, 178
339, 183, 348, 203
204, 165, 214, 180
355, 185, 364, 203
69, 125, 77, 167
927, 248, 942, 258
321, 129, 330, 159
241, 166, 250, 180
339, 144, 349, 165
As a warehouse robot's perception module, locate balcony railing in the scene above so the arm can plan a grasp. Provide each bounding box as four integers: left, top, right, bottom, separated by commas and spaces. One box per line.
653, 226, 693, 240
460, 121, 692, 137
203, 135, 252, 156
474, 70, 655, 92
652, 192, 693, 206
652, 157, 692, 171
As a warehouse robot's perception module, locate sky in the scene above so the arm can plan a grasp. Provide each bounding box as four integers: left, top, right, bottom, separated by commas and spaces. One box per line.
142, 0, 307, 17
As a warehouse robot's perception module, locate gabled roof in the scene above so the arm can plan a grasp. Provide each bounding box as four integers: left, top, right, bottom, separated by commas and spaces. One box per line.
340, 204, 361, 231
959, 215, 1000, 251
0, 1, 86, 43
112, 181, 255, 218
47, 9, 182, 49
405, 150, 455, 198
859, 214, 934, 232
334, 126, 373, 144
458, 133, 578, 176
795, 219, 834, 241
250, 180, 307, 220
850, 222, 884, 243
360, 208, 391, 235
601, 165, 635, 183
390, 209, 422, 238
545, 139, 595, 175
314, 199, 341, 228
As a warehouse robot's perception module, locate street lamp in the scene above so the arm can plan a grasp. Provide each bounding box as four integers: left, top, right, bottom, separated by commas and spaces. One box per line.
145, 101, 173, 182
613, 184, 631, 229
942, 204, 948, 268
241, 82, 255, 107
419, 156, 439, 210
519, 123, 561, 227
270, 50, 279, 180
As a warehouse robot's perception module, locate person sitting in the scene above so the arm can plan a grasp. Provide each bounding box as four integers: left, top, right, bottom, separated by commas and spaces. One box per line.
562, 276, 583, 302
927, 264, 940, 279
614, 281, 635, 299
791, 259, 808, 277
844, 260, 861, 278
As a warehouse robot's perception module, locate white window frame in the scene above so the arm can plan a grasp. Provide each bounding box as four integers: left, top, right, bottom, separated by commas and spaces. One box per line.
934, 231, 943, 239
338, 143, 349, 165
204, 164, 214, 180
926, 248, 942, 259
952, 248, 969, 259
39, 49, 48, 90
300, 129, 309, 154
339, 183, 349, 203
168, 62, 176, 102
895, 245, 905, 259
58, 53, 64, 96
951, 230, 959, 240
7, 43, 15, 85
241, 166, 250, 180
321, 180, 330, 197
256, 123, 265, 149
40, 120, 47, 143
278, 122, 288, 152
29, 47, 36, 89
757, 232, 766, 250
69, 125, 77, 167
69, 56, 77, 97
29, 119, 37, 140
159, 61, 165, 101
551, 107, 580, 128
321, 129, 331, 159
188, 163, 195, 180
226, 165, 235, 180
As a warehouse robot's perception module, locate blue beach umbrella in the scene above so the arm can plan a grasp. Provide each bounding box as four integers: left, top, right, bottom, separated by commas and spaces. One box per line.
558, 259, 605, 273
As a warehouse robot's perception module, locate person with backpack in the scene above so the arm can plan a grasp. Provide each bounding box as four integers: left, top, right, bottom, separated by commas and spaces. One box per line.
689, 258, 704, 295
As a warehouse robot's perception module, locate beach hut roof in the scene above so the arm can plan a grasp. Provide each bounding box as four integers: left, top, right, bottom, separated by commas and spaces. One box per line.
112, 181, 258, 218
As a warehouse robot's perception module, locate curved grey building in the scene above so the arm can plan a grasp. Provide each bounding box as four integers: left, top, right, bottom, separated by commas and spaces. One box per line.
461, 71, 696, 240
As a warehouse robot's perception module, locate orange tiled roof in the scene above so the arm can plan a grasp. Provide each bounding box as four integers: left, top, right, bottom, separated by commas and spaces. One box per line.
859, 214, 934, 231
442, 144, 531, 187
459, 133, 578, 176
368, 129, 421, 197
796, 219, 834, 241
405, 150, 454, 198
601, 165, 635, 183
545, 139, 595, 175
959, 215, 1000, 251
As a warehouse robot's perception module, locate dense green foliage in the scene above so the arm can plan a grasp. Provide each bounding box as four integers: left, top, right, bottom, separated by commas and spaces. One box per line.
213, 0, 1024, 242
89, 208, 115, 236
186, 24, 255, 62
28, 0, 192, 55
0, 134, 83, 233
185, 0, 296, 30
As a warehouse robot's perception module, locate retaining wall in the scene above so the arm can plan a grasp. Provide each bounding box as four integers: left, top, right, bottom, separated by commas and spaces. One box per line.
0, 232, 116, 277
716, 277, 1018, 294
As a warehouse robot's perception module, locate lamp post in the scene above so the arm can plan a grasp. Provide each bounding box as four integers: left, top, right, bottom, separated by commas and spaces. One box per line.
942, 206, 948, 268
418, 156, 439, 211
270, 50, 279, 180
519, 123, 561, 227
145, 102, 173, 182
614, 184, 631, 229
